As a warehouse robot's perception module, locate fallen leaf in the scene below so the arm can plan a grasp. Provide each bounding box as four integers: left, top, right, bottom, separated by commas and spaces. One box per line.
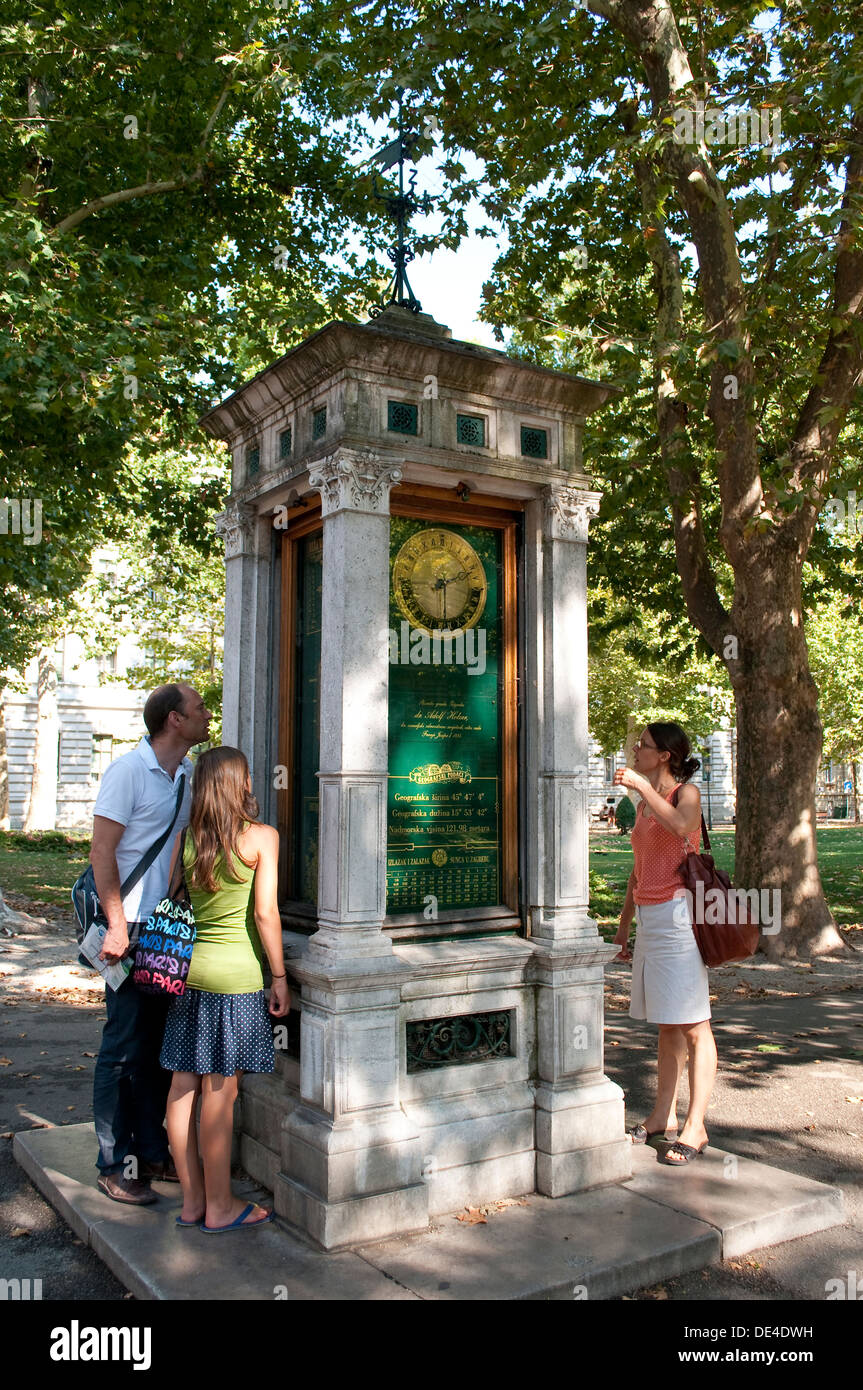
757, 1044, 782, 1053
81, 1051, 96, 1058
11, 1227, 30, 1238
1, 1131, 13, 1140
0, 1057, 12, 1066
66, 1106, 75, 1111
455, 1207, 487, 1225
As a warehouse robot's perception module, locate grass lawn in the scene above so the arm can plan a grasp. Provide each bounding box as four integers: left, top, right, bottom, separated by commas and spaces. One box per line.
0, 826, 860, 937
0, 830, 90, 908
590, 825, 863, 940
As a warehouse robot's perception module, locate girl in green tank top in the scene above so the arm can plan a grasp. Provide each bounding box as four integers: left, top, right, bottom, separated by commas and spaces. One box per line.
182, 826, 265, 994
161, 746, 289, 1232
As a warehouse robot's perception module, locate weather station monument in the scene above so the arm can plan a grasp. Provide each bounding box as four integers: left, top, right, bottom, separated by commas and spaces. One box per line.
200, 99, 631, 1249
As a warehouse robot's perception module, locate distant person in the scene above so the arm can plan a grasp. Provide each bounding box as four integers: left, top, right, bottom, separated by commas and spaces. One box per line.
605, 797, 617, 830
160, 746, 289, 1232
90, 683, 211, 1203
612, 722, 716, 1165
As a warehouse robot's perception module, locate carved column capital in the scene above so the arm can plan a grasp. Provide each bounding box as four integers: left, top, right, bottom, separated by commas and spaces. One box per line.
542, 485, 601, 542
308, 449, 403, 518
214, 498, 257, 559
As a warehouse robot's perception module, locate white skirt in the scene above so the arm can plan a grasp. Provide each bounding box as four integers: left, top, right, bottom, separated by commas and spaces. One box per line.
630, 896, 711, 1025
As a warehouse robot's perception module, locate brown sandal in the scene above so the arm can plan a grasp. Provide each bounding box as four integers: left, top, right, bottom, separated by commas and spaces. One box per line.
662, 1140, 708, 1165
627, 1123, 666, 1145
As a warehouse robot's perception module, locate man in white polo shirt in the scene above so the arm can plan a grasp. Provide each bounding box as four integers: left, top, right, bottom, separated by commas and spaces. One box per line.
90, 682, 211, 1204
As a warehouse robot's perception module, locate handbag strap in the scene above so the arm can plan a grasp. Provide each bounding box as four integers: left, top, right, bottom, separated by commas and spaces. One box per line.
118, 772, 187, 898
671, 784, 710, 852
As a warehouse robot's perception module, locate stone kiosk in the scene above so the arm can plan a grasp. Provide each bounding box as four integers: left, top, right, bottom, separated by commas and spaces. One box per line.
201, 304, 632, 1249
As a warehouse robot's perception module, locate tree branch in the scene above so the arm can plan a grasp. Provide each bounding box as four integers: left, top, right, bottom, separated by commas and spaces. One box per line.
54, 169, 204, 235
781, 109, 863, 544
591, 0, 763, 561
627, 108, 731, 658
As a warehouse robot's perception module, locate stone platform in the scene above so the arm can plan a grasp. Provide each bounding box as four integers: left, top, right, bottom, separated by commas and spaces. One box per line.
14, 1123, 843, 1300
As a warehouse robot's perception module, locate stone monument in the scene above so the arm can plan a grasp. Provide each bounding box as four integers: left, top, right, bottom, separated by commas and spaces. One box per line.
200, 298, 633, 1248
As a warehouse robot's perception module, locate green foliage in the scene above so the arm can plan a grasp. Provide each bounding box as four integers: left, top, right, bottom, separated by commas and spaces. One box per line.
70, 445, 230, 738
613, 796, 635, 833
0, 0, 389, 676
806, 582, 863, 765
588, 585, 734, 753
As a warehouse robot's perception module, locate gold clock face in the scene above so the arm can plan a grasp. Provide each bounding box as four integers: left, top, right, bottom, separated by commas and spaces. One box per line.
392, 528, 488, 635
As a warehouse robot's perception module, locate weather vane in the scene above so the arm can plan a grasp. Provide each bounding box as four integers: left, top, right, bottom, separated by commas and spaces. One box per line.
368, 87, 435, 316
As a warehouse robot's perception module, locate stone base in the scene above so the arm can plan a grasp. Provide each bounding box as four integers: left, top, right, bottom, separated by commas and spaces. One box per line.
275, 1171, 429, 1250
534, 1076, 632, 1196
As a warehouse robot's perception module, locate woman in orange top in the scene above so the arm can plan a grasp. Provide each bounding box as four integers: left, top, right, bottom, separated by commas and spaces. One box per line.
613, 723, 717, 1165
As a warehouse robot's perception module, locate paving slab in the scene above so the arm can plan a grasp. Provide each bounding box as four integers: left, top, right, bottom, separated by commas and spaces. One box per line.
13, 1124, 419, 1301
357, 1186, 720, 1300
13, 1122, 844, 1300
625, 1141, 845, 1258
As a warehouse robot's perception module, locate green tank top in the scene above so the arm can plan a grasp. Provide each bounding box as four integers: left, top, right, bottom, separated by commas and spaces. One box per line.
183, 827, 263, 994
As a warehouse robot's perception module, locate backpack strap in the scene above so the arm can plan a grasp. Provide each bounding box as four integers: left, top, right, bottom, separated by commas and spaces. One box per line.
118, 772, 187, 899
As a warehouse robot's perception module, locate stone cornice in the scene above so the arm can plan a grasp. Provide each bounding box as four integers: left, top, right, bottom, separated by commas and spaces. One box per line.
198, 319, 621, 445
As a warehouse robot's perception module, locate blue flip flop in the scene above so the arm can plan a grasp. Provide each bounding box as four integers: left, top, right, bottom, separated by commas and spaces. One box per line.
201, 1202, 274, 1233
175, 1214, 203, 1228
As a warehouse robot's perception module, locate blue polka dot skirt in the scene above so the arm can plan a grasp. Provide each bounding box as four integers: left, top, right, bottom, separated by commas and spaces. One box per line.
160, 987, 275, 1076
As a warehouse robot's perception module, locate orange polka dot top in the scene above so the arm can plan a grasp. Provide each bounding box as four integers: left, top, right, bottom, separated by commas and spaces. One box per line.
630, 784, 701, 905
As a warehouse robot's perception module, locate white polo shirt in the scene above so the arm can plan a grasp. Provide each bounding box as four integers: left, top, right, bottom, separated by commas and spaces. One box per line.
93, 736, 193, 924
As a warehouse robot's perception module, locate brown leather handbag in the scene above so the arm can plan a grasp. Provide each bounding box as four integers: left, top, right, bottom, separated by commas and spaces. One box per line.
671, 788, 760, 967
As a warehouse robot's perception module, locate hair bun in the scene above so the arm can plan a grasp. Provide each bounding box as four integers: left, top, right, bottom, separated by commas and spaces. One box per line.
682, 756, 701, 780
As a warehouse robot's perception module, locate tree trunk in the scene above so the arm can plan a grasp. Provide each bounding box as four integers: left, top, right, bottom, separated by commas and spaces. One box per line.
732, 559, 848, 959
23, 647, 59, 833
852, 761, 859, 825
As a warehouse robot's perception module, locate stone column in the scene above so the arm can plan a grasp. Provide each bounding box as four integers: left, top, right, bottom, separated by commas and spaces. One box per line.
526, 483, 632, 1195
276, 448, 428, 1249
214, 498, 276, 811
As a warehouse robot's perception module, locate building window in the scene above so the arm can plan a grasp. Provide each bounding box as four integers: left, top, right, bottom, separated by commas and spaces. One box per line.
91, 734, 114, 780
387, 400, 418, 435
95, 650, 117, 676
246, 444, 260, 478
521, 425, 548, 459
312, 406, 327, 440
604, 757, 614, 783
456, 413, 485, 447
279, 427, 292, 460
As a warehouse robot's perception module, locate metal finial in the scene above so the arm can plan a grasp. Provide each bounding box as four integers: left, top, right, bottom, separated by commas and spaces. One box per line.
368, 87, 434, 316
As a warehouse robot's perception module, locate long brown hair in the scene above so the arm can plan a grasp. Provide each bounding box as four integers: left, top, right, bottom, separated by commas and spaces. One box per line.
187, 746, 259, 892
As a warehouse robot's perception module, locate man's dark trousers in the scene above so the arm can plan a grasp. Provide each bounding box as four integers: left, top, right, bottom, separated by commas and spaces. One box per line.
93, 943, 171, 1175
